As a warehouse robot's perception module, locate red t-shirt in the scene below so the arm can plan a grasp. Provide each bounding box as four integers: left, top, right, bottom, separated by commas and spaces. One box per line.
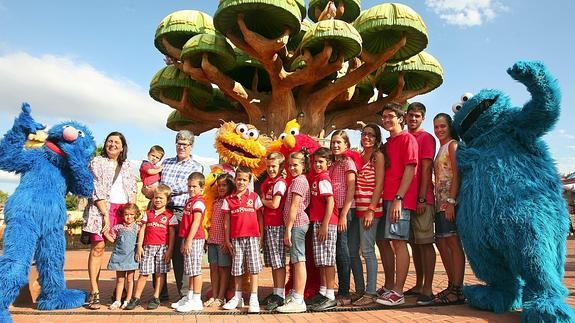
383, 130, 419, 210
309, 171, 339, 225
261, 176, 287, 227
139, 160, 160, 186
222, 190, 263, 239
179, 195, 206, 239
411, 129, 436, 206
141, 209, 178, 245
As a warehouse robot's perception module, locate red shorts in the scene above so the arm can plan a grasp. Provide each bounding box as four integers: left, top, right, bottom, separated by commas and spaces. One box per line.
90, 203, 124, 242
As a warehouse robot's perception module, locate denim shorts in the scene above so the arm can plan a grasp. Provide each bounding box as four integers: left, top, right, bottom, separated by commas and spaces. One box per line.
382, 201, 411, 241
207, 243, 231, 267
435, 211, 458, 238
290, 224, 309, 264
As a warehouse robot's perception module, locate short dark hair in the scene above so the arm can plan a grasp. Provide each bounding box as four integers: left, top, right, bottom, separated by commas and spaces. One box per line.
188, 171, 205, 188
235, 166, 253, 180
382, 102, 406, 126
313, 147, 333, 162
149, 145, 165, 157
407, 102, 426, 117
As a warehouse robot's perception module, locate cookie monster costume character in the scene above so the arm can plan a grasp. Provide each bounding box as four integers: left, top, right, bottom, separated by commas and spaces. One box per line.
453, 61, 575, 322
0, 103, 96, 322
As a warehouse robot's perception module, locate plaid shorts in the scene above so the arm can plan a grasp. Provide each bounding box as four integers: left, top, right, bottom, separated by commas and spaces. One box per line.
183, 239, 205, 276
263, 226, 285, 269
312, 222, 337, 267
231, 237, 262, 276
139, 244, 170, 275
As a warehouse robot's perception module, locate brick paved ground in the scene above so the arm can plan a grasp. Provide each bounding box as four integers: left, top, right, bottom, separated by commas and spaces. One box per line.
10, 239, 575, 322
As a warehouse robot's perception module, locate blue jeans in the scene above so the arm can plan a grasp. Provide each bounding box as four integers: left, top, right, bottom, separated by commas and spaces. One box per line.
360, 216, 381, 295
336, 208, 364, 295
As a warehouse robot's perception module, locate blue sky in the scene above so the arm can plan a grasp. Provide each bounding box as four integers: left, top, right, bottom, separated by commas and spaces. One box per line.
1, 0, 574, 193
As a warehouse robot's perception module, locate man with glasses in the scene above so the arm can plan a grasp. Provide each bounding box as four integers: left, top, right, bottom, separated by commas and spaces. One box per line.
156, 130, 204, 302
376, 103, 419, 306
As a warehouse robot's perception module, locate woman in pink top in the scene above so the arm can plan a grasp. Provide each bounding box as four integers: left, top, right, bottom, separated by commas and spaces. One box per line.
353, 123, 386, 305
433, 113, 465, 305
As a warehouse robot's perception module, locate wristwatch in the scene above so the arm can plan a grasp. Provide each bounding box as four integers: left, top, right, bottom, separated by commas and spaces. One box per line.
395, 194, 403, 201
446, 197, 457, 205
418, 197, 426, 204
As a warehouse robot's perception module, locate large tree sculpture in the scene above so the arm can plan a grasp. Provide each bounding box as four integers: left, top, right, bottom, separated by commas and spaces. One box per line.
150, 1, 443, 137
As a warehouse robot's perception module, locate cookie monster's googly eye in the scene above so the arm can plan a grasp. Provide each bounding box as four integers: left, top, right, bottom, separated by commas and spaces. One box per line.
461, 93, 474, 102
247, 129, 260, 140
235, 124, 248, 137
279, 133, 287, 140
289, 128, 299, 136
452, 102, 463, 113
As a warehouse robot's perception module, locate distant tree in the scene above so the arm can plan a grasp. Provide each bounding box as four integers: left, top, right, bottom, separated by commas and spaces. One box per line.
0, 190, 8, 205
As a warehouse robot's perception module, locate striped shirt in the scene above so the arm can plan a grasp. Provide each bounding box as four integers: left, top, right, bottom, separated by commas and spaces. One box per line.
355, 160, 384, 218
160, 156, 204, 209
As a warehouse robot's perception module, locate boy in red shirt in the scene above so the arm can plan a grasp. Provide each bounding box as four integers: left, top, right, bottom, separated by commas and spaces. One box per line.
222, 166, 264, 313
173, 172, 206, 312
125, 184, 177, 310
376, 103, 419, 307
140, 145, 164, 199
260, 152, 288, 310
307, 147, 338, 312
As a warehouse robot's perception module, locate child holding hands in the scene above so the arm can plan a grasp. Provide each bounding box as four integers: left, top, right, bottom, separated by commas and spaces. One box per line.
124, 184, 177, 310
104, 203, 141, 310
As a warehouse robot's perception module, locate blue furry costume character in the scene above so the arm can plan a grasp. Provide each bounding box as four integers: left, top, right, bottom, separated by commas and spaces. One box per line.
0, 104, 95, 322
453, 61, 575, 322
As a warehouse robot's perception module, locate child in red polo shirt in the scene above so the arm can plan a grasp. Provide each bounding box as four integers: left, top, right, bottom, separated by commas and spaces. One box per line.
173, 172, 206, 312
260, 152, 288, 310
125, 184, 177, 310
307, 147, 338, 312
222, 166, 264, 313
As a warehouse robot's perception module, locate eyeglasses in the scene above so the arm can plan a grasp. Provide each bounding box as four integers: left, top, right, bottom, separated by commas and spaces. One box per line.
361, 132, 376, 139
176, 143, 191, 148
381, 114, 398, 120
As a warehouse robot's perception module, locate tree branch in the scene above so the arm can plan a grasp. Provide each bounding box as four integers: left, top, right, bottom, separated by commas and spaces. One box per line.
283, 45, 344, 89
200, 54, 263, 121
314, 35, 407, 105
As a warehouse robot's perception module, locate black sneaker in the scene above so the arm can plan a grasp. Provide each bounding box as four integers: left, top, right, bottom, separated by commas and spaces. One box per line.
305, 293, 325, 306
259, 292, 275, 305
123, 298, 140, 310
416, 294, 435, 306
265, 294, 285, 311
147, 297, 161, 310
311, 296, 337, 312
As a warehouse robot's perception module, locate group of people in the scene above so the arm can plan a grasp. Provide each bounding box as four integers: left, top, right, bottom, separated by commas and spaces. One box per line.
80, 101, 466, 313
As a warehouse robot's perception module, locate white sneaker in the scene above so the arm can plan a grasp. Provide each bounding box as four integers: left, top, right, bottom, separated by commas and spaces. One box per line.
222, 296, 244, 310
176, 299, 203, 312
276, 297, 306, 313
171, 295, 188, 309
121, 300, 128, 309
248, 300, 260, 313
109, 300, 122, 310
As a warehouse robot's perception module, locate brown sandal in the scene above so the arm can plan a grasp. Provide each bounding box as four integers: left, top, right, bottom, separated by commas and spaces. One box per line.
86, 291, 101, 310
435, 282, 453, 299
433, 285, 465, 306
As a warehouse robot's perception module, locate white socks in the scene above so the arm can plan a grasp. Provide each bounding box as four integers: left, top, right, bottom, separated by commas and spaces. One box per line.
250, 293, 258, 304
319, 286, 327, 296
275, 288, 285, 299
326, 289, 335, 300
192, 293, 201, 302
235, 291, 243, 300
293, 292, 304, 304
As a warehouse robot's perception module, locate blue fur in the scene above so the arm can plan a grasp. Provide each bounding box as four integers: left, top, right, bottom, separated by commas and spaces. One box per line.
454, 61, 575, 322
0, 103, 95, 322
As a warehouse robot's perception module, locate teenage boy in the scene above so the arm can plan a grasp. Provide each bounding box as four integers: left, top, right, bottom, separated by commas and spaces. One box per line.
376, 103, 419, 306
406, 102, 437, 305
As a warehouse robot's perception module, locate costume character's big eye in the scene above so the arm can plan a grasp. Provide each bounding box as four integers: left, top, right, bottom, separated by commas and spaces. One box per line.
247, 129, 260, 140
235, 124, 248, 136
288, 128, 299, 136
461, 92, 474, 102
452, 102, 463, 113
62, 125, 70, 129
279, 133, 287, 140
78, 130, 85, 137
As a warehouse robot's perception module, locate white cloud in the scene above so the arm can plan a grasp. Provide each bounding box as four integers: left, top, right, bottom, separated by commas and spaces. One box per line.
0, 171, 19, 184
425, 0, 508, 27
556, 129, 575, 140
0, 52, 171, 129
